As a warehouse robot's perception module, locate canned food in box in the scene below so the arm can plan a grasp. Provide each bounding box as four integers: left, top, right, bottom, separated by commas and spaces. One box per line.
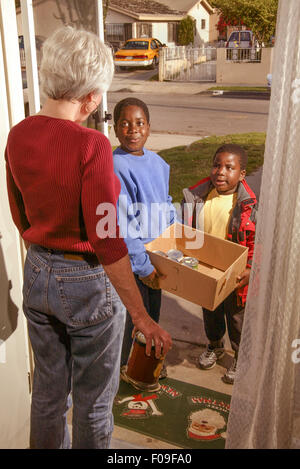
167, 249, 184, 262
181, 256, 199, 270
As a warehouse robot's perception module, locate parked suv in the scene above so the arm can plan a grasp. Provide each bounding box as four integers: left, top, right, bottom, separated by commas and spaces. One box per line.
226, 30, 253, 48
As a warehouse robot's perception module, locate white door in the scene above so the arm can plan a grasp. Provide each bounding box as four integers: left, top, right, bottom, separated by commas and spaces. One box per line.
0, 0, 31, 449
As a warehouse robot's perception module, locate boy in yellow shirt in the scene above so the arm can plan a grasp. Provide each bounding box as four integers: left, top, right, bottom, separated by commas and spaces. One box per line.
182, 144, 257, 384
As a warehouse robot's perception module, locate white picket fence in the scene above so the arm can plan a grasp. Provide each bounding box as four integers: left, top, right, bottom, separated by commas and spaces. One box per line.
159, 46, 217, 82
159, 46, 263, 82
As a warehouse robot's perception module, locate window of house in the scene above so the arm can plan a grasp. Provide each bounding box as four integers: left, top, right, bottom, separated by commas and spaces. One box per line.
136, 23, 152, 38
168, 23, 177, 42
106, 24, 125, 42
201, 19, 206, 30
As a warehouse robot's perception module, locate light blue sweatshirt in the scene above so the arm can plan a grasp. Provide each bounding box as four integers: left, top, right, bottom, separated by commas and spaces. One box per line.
113, 147, 176, 277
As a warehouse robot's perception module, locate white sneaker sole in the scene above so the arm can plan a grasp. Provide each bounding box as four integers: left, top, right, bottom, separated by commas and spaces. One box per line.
198, 351, 225, 370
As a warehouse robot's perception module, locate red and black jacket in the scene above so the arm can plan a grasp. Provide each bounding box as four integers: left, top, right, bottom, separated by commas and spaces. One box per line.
181, 177, 257, 306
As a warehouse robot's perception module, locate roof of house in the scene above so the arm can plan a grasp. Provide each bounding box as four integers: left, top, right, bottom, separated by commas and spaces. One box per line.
109, 0, 185, 17
156, 0, 214, 14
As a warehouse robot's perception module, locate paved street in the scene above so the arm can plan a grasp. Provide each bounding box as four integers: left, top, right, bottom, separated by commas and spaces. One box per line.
107, 71, 268, 202
108, 71, 270, 137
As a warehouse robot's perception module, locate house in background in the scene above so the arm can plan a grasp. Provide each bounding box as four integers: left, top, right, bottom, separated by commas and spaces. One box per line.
157, 0, 219, 45
106, 0, 185, 50
106, 0, 219, 49
15, 1, 219, 51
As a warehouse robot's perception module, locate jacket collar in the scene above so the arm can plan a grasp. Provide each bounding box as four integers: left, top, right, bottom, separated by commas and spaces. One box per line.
183, 177, 257, 207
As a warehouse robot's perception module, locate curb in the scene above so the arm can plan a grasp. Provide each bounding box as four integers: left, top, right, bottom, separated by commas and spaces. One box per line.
198, 90, 271, 100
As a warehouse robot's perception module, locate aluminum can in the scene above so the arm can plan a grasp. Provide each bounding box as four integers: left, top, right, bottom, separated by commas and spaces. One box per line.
167, 249, 184, 262
181, 256, 199, 270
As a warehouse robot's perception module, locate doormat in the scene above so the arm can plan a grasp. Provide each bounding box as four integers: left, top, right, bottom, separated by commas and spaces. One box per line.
113, 377, 231, 449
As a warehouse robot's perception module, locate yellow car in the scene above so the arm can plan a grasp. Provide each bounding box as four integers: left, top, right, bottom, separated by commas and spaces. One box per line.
114, 38, 166, 69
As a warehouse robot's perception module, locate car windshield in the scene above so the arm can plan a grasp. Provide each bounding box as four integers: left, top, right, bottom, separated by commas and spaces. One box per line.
123, 41, 148, 50
240, 32, 251, 41
229, 31, 251, 42
229, 32, 239, 41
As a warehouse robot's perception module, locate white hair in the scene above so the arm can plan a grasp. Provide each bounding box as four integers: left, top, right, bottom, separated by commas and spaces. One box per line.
39, 26, 114, 100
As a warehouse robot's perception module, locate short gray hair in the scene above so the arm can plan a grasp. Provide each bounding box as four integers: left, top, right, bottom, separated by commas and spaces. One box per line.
39, 26, 114, 100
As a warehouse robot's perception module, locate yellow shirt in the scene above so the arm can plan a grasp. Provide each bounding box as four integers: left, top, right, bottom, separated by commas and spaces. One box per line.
201, 188, 237, 240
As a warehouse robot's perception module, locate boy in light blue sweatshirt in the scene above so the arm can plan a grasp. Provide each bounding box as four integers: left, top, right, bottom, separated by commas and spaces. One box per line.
113, 97, 176, 377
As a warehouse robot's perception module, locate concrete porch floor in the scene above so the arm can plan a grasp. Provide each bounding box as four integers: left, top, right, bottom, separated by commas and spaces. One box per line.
66, 291, 234, 449
110, 291, 234, 449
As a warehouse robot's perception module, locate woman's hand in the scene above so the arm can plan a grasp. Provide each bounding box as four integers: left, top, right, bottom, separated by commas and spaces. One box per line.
132, 312, 172, 359
139, 268, 166, 290
236, 268, 251, 289
103, 255, 171, 359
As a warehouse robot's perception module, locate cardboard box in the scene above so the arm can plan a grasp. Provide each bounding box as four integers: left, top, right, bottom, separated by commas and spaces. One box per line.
145, 223, 248, 311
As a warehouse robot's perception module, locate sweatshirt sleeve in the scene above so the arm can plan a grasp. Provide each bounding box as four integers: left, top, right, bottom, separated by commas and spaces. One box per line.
80, 133, 128, 265
114, 159, 154, 278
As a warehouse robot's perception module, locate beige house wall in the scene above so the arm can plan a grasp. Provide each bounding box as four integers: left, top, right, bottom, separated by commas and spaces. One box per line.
209, 12, 219, 42
216, 47, 273, 85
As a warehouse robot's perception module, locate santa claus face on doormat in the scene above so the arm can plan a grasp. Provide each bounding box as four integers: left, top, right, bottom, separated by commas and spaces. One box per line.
187, 408, 226, 441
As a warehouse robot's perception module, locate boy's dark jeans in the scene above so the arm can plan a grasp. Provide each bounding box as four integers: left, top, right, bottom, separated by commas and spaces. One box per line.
120, 274, 162, 366
202, 291, 244, 356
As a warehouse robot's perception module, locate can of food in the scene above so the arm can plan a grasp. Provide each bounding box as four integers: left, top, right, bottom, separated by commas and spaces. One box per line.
167, 249, 184, 262
153, 250, 167, 257
122, 331, 165, 391
181, 256, 199, 270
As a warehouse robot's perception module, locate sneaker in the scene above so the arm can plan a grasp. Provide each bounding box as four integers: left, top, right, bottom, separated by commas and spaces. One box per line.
198, 344, 225, 370
222, 358, 237, 384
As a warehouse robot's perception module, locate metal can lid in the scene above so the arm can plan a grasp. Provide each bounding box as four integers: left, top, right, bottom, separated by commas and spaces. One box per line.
167, 249, 184, 262
181, 257, 199, 269
135, 331, 155, 348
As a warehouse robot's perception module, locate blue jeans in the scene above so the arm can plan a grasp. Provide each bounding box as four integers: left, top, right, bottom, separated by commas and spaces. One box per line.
120, 275, 161, 366
23, 245, 125, 449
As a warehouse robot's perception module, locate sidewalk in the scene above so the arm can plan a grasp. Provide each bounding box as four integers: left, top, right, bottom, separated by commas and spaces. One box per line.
109, 75, 214, 96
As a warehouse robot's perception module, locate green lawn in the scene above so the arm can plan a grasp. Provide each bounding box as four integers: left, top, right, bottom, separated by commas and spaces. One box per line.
158, 132, 265, 203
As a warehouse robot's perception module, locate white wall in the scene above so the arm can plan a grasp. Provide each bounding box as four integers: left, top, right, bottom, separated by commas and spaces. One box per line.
17, 0, 62, 38
0, 0, 31, 449
189, 3, 211, 46
152, 23, 170, 45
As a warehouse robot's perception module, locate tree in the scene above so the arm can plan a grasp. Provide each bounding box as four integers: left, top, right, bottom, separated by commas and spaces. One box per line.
216, 15, 245, 39
211, 0, 279, 44
178, 16, 195, 46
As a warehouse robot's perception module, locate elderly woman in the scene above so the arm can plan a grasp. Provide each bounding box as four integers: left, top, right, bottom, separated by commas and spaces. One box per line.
5, 27, 171, 449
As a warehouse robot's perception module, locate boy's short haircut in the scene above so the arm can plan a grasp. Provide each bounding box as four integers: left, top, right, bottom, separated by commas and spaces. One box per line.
213, 144, 248, 171
113, 97, 150, 124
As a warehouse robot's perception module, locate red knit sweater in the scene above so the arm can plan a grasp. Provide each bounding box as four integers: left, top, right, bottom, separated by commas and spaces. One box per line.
5, 115, 128, 265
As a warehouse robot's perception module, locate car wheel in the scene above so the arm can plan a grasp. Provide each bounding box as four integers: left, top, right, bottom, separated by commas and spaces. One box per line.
149, 56, 158, 70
